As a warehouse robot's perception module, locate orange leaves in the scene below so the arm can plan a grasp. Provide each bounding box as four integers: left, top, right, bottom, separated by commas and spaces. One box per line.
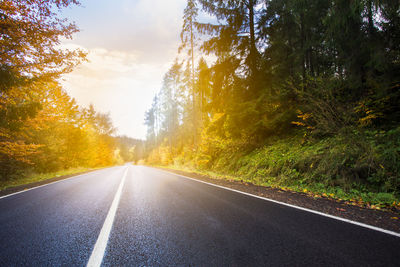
291, 110, 315, 130
0, 0, 85, 77
0, 141, 42, 164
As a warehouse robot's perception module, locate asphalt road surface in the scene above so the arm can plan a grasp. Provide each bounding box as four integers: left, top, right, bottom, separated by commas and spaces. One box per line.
0, 165, 399, 266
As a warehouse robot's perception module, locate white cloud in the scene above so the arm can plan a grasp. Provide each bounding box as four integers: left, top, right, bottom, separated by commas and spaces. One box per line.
60, 45, 171, 139
59, 0, 188, 139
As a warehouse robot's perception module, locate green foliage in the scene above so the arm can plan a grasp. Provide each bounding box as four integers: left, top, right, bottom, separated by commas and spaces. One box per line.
162, 128, 400, 206
196, 128, 400, 204
143, 0, 400, 206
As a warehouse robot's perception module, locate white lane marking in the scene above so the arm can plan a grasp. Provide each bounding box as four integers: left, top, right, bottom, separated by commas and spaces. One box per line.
0, 168, 117, 200
152, 167, 400, 238
87, 167, 129, 267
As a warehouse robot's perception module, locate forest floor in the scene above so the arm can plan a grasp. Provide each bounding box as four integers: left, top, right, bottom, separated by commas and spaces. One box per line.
154, 166, 400, 234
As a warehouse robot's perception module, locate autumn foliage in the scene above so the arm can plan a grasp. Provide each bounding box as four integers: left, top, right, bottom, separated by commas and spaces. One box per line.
0, 0, 140, 180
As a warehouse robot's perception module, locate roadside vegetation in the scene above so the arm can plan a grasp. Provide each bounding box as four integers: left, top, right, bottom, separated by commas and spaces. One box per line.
161, 129, 400, 209
0, 1, 144, 188
144, 0, 400, 209
0, 167, 97, 191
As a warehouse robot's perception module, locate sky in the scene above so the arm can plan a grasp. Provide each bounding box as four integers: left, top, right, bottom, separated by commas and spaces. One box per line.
60, 0, 187, 140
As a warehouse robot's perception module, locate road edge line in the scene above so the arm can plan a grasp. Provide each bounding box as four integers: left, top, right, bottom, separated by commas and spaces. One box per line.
0, 168, 116, 200
153, 167, 400, 238
86, 166, 129, 267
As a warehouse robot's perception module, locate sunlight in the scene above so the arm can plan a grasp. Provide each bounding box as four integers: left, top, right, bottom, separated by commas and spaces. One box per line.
58, 0, 187, 139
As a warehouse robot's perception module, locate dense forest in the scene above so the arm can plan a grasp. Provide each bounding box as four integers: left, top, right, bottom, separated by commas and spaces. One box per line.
0, 0, 142, 182
144, 0, 400, 205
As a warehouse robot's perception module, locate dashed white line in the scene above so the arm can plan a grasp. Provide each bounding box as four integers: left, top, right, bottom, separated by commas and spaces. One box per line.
87, 167, 129, 267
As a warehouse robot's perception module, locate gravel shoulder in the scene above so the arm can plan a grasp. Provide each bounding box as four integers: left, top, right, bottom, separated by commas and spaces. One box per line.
156, 167, 400, 234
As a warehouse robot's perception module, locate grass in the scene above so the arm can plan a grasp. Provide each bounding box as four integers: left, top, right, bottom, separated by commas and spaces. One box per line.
156, 163, 400, 211
0, 167, 97, 191
150, 128, 400, 210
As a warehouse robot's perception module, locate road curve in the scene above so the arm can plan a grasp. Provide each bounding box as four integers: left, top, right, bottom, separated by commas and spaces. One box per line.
0, 165, 399, 266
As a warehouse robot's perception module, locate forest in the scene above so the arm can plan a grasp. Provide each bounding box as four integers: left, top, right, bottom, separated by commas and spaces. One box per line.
144, 0, 400, 206
0, 0, 143, 186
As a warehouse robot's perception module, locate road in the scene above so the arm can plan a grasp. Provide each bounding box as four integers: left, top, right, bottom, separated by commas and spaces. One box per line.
0, 165, 399, 266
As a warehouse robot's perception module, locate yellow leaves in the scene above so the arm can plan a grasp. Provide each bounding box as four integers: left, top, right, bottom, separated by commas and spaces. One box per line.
0, 130, 11, 139
391, 217, 398, 220
0, 0, 84, 77
0, 141, 43, 164
370, 205, 381, 210
291, 121, 306, 127
291, 110, 315, 130
303, 188, 308, 193
297, 110, 312, 120
359, 114, 378, 125
211, 113, 225, 122
355, 100, 384, 126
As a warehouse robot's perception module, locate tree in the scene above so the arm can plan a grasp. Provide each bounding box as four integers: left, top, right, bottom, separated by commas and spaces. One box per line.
0, 0, 85, 80
197, 0, 261, 95
180, 0, 200, 144
144, 0, 400, 188
0, 0, 86, 178
196, 57, 211, 126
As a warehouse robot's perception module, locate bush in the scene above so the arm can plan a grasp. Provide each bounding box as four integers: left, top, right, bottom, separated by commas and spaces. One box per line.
200, 127, 400, 197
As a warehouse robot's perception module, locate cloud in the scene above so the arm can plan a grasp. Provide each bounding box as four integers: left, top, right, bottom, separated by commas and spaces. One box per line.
62, 0, 186, 64
59, 0, 188, 139
60, 45, 171, 139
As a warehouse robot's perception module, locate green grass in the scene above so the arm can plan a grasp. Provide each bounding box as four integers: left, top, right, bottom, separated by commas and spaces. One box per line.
152, 127, 400, 210
0, 167, 97, 191
157, 163, 399, 210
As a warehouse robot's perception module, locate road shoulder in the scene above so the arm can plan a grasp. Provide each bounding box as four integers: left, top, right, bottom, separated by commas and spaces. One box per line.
0, 169, 98, 198
154, 166, 400, 234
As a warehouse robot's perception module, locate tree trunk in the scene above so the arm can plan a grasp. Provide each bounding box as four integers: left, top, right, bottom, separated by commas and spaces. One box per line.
300, 11, 306, 82
248, 0, 258, 96
190, 19, 197, 147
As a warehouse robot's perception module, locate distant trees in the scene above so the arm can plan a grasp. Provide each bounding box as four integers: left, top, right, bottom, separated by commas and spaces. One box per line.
0, 78, 141, 179
144, 0, 400, 172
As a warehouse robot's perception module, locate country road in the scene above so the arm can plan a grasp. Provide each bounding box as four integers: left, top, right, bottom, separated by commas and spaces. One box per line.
0, 165, 399, 266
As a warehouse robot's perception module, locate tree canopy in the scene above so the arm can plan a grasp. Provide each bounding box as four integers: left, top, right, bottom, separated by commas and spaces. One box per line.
144, 0, 400, 196
0, 0, 141, 180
